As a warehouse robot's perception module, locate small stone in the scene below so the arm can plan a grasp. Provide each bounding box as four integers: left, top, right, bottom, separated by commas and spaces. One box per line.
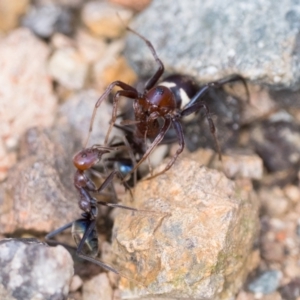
22, 3, 74, 38
69, 275, 83, 292
261, 292, 282, 300
51, 32, 75, 49
261, 240, 285, 262
236, 290, 255, 300
109, 0, 151, 11
284, 185, 300, 204
75, 29, 107, 63
248, 270, 282, 295
216, 150, 263, 180
82, 273, 113, 300
180, 147, 215, 166
95, 56, 137, 90
112, 158, 259, 299
250, 113, 300, 172
279, 278, 300, 300
81, 1, 134, 38
224, 83, 277, 125
0, 238, 73, 299
0, 28, 57, 181
48, 47, 89, 90
0, 0, 29, 32
259, 187, 290, 217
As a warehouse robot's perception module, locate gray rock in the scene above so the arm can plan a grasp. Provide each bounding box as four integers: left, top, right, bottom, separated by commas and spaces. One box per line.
248, 270, 282, 294
125, 0, 300, 89
112, 158, 260, 300
0, 238, 73, 300
22, 3, 74, 38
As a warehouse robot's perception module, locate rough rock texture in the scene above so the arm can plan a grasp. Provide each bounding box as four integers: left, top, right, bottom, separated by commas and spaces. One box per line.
0, 238, 73, 300
125, 0, 300, 89
0, 28, 57, 181
0, 126, 79, 234
112, 158, 259, 300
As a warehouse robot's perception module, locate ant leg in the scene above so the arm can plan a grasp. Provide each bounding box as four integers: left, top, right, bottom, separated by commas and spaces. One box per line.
98, 169, 134, 201
125, 26, 164, 91
85, 81, 138, 148
75, 220, 120, 274
105, 89, 138, 145
45, 222, 77, 251
146, 120, 185, 180
122, 119, 172, 182
97, 200, 138, 211
181, 101, 222, 160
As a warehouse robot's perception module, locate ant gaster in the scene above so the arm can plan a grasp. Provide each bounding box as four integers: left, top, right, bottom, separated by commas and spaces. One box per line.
46, 145, 139, 277
86, 27, 249, 180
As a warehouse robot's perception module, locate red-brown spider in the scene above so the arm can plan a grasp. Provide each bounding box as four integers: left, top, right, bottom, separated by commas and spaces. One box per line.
86, 27, 249, 180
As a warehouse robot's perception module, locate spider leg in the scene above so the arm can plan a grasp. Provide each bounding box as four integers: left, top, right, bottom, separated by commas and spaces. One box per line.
105, 89, 138, 145
125, 26, 164, 90
85, 81, 137, 148
122, 119, 172, 182
181, 101, 222, 160
183, 74, 249, 110
146, 120, 185, 180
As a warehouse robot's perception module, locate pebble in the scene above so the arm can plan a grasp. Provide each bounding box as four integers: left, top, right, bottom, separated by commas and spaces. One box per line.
250, 112, 300, 172
81, 1, 134, 38
112, 157, 260, 299
248, 270, 282, 295
75, 29, 107, 63
0, 238, 73, 299
22, 3, 74, 38
69, 275, 83, 292
109, 0, 151, 11
259, 187, 290, 217
82, 273, 113, 300
0, 28, 57, 181
219, 150, 263, 180
48, 47, 89, 90
0, 0, 29, 32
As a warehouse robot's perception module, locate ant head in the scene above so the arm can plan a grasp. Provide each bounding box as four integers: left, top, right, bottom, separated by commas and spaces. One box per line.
73, 147, 109, 171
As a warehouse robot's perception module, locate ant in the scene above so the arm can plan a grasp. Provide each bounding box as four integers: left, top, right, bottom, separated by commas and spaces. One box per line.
45, 145, 140, 277
86, 27, 249, 180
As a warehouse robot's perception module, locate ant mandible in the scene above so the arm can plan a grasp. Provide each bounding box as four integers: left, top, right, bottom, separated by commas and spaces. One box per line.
46, 145, 138, 276
86, 26, 249, 180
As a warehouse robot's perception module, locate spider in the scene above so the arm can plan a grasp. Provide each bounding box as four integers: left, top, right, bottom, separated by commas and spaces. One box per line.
86, 27, 249, 180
